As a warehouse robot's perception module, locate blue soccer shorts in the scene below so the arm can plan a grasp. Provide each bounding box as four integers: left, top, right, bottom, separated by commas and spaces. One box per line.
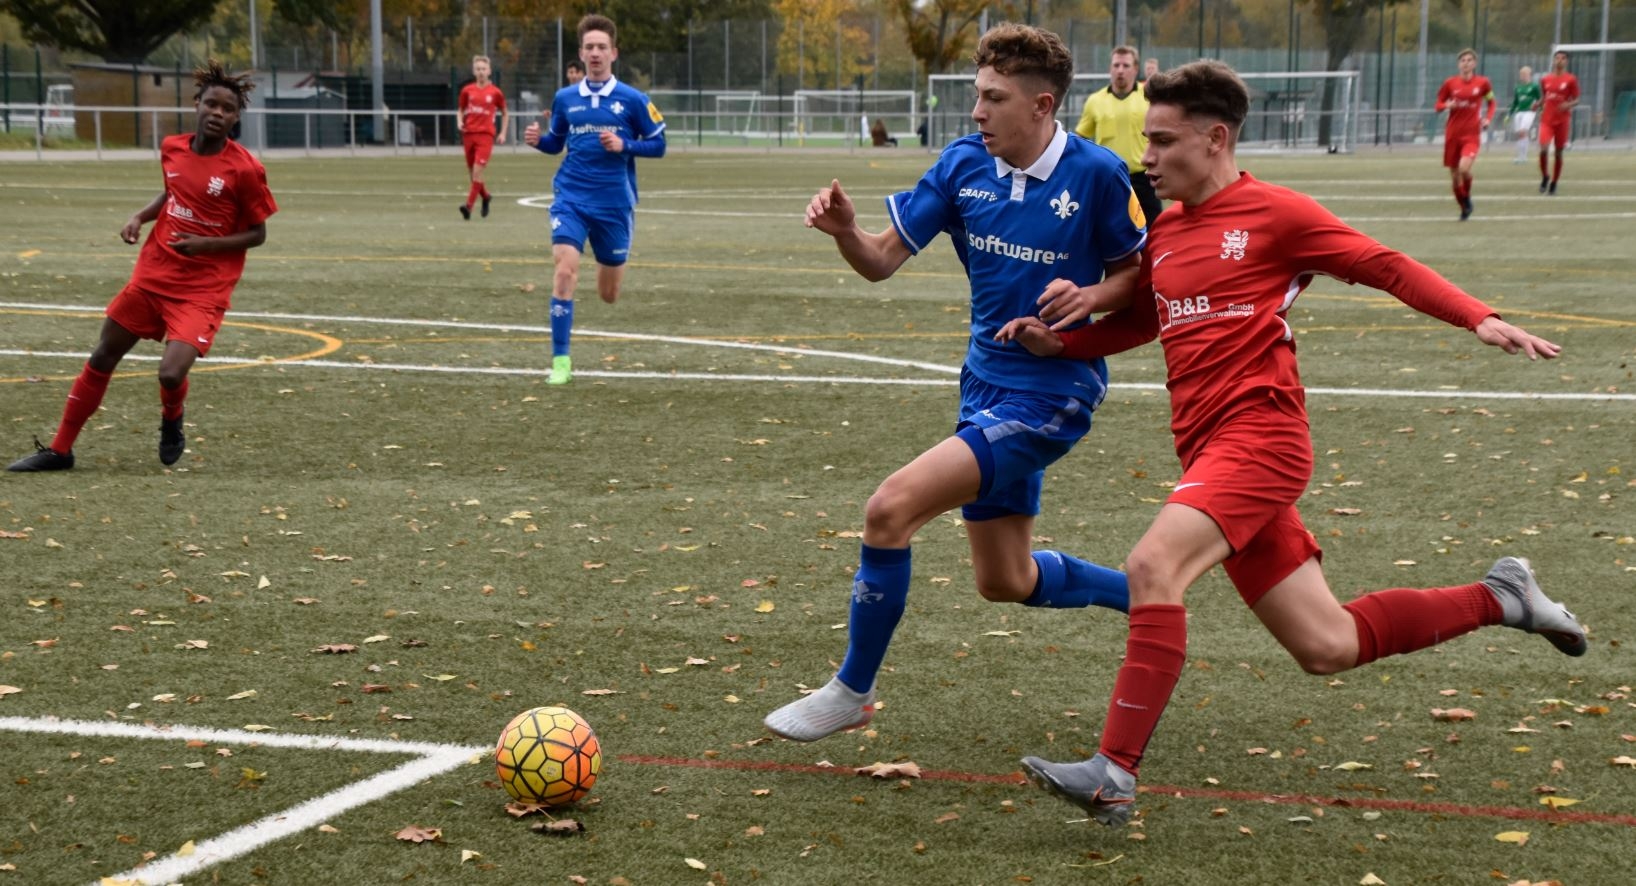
549, 201, 633, 267
953, 367, 1094, 522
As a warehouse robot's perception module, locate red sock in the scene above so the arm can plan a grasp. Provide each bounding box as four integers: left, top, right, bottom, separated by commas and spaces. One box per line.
160, 378, 188, 421
466, 182, 482, 206
480, 185, 491, 199
1343, 583, 1498, 666
1552, 153, 1563, 183
49, 363, 113, 454
1098, 604, 1187, 776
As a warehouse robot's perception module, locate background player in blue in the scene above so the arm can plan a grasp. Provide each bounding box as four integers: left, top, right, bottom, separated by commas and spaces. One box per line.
764, 22, 1148, 743
523, 14, 666, 385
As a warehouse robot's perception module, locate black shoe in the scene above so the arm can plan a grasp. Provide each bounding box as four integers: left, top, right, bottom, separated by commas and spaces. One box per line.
1540, 175, 1549, 193
1459, 197, 1473, 221
481, 195, 491, 217
459, 203, 471, 220
159, 415, 185, 466
1548, 181, 1557, 195
7, 437, 74, 472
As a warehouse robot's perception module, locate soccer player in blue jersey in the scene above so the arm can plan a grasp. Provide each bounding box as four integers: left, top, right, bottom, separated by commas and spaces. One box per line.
763, 22, 1148, 742
523, 13, 666, 385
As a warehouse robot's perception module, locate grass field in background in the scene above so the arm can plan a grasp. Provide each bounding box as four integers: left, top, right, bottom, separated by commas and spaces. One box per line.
1, 146, 1633, 885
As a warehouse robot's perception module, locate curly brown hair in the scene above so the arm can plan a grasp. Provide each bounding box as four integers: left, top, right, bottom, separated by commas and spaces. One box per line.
194, 58, 255, 109
971, 23, 1074, 108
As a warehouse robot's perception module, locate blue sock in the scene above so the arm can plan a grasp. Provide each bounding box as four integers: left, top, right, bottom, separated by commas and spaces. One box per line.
835, 544, 911, 694
550, 298, 574, 357
1023, 550, 1129, 612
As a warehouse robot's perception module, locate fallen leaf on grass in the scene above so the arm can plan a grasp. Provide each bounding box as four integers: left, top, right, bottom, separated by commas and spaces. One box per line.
1333, 761, 1373, 772
1359, 875, 1386, 886
1430, 708, 1477, 722
460, 849, 482, 864
394, 825, 442, 844
317, 825, 339, 834
1495, 831, 1530, 845
754, 600, 775, 613
684, 858, 708, 870
505, 802, 551, 818
1611, 756, 1636, 768
531, 819, 584, 835
225, 690, 257, 700
0, 685, 22, 698
1539, 797, 1580, 809
856, 761, 922, 779
312, 644, 358, 654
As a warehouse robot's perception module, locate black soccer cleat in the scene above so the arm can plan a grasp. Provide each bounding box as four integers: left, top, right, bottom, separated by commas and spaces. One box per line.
459, 203, 471, 220
1548, 180, 1557, 195
7, 437, 74, 472
1459, 197, 1474, 221
1539, 174, 1549, 193
159, 415, 185, 466
481, 195, 491, 217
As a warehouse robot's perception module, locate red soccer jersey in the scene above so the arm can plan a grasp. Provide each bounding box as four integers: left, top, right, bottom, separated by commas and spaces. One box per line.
1539, 72, 1580, 124
130, 134, 278, 309
1057, 174, 1496, 463
1436, 75, 1494, 137
459, 82, 506, 137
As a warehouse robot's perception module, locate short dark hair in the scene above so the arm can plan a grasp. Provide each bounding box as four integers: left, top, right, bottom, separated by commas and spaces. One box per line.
1143, 60, 1247, 133
578, 14, 616, 48
972, 23, 1074, 107
566, 60, 585, 74
194, 58, 254, 109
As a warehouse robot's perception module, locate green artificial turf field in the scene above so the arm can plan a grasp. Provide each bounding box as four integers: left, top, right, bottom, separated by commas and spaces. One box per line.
1, 144, 1632, 885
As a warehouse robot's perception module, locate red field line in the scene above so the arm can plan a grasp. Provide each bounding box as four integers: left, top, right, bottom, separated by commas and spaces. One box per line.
616, 754, 1636, 827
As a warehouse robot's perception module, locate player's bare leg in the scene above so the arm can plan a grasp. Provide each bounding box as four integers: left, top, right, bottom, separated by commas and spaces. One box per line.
596, 263, 624, 305
156, 339, 200, 465
548, 243, 582, 384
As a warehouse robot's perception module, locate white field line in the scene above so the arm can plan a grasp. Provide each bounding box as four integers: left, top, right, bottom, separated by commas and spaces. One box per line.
3, 303, 1633, 402
0, 716, 487, 886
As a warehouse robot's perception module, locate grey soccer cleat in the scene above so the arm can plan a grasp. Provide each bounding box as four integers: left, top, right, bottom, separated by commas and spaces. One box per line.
1482, 557, 1587, 657
1020, 752, 1137, 826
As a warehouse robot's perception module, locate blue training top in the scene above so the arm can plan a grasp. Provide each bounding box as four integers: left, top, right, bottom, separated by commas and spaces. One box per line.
536, 77, 667, 208
887, 125, 1147, 403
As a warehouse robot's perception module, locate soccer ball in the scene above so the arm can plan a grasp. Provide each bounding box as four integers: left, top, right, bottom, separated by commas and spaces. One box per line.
494, 706, 602, 806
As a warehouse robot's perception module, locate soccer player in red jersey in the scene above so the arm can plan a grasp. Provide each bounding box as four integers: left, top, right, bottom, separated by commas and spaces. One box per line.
457, 55, 509, 219
8, 61, 277, 473
996, 60, 1587, 826
1537, 50, 1580, 194
1435, 49, 1495, 220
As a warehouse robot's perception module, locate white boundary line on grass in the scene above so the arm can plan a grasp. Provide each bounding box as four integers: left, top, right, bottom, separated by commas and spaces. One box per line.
0, 715, 486, 886
3, 302, 1634, 402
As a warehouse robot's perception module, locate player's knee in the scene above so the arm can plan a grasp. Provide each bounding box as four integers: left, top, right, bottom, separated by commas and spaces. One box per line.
599, 283, 620, 304
862, 484, 917, 546
1291, 645, 1352, 676
1123, 547, 1179, 603
974, 570, 1032, 603
553, 266, 579, 295
157, 367, 188, 390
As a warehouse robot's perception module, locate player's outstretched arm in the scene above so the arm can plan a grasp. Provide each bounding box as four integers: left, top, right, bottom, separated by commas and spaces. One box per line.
1473, 315, 1560, 360
806, 179, 910, 282
121, 192, 166, 243
1036, 253, 1142, 329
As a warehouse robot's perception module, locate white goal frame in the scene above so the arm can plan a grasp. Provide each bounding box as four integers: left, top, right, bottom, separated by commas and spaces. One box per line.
927, 68, 1362, 153
1552, 42, 1636, 144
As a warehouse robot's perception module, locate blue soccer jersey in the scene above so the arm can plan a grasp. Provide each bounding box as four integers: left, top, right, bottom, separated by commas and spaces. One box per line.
887, 125, 1146, 402
538, 77, 666, 208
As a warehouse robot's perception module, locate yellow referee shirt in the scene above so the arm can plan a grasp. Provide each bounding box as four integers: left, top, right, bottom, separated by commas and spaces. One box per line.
1074, 86, 1148, 173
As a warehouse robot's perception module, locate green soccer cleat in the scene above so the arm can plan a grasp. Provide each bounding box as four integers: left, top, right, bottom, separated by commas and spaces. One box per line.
548, 354, 572, 385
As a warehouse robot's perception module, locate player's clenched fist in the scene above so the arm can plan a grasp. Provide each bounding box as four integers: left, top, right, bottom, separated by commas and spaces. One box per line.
805, 179, 854, 235
524, 121, 542, 147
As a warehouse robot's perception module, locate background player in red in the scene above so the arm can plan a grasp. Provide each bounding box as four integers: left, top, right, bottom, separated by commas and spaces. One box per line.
8, 60, 277, 473
1538, 50, 1580, 194
996, 59, 1586, 826
1435, 49, 1494, 220
457, 55, 509, 219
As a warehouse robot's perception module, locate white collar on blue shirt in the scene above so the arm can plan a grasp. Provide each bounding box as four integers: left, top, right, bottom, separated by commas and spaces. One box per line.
578, 76, 619, 108
993, 122, 1067, 201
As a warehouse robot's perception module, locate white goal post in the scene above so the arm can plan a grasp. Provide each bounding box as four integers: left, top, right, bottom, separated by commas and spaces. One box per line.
1551, 42, 1636, 143
927, 68, 1362, 153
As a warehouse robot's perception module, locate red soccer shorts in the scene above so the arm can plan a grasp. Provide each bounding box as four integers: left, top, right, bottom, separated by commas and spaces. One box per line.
1167, 409, 1321, 607
463, 134, 494, 170
1538, 118, 1569, 150
1443, 132, 1481, 168
106, 282, 225, 356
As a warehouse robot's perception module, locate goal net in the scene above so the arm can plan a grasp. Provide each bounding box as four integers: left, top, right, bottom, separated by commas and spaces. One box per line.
792, 90, 917, 145
928, 69, 1362, 152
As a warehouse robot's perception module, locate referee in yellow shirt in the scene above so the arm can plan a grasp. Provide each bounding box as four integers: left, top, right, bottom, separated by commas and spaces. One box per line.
1074, 46, 1162, 226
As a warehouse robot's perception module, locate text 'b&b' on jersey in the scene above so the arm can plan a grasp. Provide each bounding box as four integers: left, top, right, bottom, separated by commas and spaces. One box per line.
885, 123, 1147, 403
459, 82, 506, 137
546, 77, 665, 208
1438, 75, 1493, 136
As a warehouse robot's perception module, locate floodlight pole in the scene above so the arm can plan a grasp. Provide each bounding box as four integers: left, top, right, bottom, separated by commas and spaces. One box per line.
1116, 0, 1127, 47
249, 0, 259, 69
370, 0, 384, 143
1416, 0, 1428, 107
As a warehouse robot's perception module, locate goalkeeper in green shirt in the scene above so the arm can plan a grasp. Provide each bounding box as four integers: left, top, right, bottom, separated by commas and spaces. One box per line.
1508, 65, 1542, 163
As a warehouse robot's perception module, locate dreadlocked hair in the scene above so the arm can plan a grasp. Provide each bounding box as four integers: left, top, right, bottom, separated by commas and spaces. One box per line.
194, 59, 255, 109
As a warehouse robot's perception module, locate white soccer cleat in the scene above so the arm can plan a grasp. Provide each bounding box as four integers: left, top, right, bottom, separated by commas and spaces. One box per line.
763, 677, 875, 742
